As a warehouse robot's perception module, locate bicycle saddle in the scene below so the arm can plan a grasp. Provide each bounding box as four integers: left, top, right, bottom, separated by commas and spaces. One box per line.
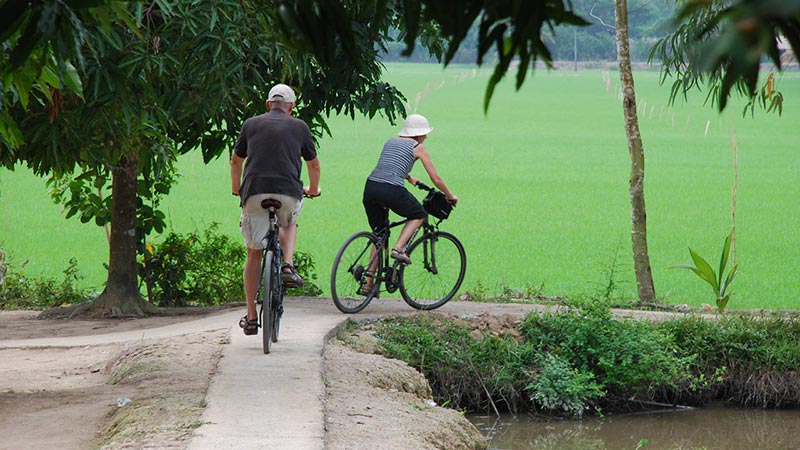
260, 199, 282, 210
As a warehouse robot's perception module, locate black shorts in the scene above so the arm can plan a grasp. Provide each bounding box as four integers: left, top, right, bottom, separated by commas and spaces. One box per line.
363, 179, 427, 233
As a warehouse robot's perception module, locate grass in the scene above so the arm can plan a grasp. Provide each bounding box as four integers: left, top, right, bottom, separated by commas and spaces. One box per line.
1, 63, 798, 309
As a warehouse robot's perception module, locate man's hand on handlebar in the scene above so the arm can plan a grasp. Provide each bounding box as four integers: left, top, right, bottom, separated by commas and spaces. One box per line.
304, 186, 322, 198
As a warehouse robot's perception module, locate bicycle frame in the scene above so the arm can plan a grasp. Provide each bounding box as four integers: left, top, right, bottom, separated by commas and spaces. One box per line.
367, 216, 440, 293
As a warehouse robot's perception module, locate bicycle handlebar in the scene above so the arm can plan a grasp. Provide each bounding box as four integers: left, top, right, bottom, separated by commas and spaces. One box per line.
415, 180, 457, 208
415, 181, 434, 192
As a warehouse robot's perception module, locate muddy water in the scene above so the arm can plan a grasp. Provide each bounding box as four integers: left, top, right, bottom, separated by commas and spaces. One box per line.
469, 407, 800, 450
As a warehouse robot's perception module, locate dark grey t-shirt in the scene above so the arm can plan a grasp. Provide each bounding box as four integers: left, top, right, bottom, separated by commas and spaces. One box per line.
234, 109, 317, 204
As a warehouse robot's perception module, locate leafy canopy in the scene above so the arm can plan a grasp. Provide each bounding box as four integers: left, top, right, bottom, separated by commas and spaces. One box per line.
275, 0, 589, 112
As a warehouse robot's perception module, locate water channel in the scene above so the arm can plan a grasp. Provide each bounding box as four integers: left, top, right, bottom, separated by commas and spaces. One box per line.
469, 406, 800, 450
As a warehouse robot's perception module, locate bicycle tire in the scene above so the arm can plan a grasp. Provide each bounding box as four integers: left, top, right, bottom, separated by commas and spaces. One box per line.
261, 250, 275, 354
271, 255, 282, 343
331, 231, 383, 314
399, 231, 466, 310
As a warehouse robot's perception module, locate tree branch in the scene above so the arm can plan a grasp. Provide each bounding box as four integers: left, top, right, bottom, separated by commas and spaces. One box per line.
590, 3, 615, 31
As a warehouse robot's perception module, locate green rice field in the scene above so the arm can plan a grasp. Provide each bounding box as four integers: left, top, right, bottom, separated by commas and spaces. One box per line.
1, 63, 799, 309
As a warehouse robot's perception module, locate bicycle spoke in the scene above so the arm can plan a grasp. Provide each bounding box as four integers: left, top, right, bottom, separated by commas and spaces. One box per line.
400, 232, 466, 310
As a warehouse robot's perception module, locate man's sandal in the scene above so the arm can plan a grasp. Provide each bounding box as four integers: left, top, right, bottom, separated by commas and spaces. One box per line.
391, 248, 411, 265
281, 263, 304, 288
238, 315, 259, 336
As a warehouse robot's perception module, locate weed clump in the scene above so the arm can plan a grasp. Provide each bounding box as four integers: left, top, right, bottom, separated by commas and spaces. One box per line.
0, 253, 92, 310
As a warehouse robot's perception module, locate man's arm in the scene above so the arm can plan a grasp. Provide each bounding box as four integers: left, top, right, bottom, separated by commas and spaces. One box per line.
304, 157, 321, 196
231, 153, 245, 196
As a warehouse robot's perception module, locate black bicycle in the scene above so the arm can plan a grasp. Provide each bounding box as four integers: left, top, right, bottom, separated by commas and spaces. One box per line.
255, 198, 285, 354
331, 182, 466, 313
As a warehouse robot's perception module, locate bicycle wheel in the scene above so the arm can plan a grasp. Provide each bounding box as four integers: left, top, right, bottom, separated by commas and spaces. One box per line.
261, 250, 275, 354
331, 231, 383, 314
399, 231, 466, 310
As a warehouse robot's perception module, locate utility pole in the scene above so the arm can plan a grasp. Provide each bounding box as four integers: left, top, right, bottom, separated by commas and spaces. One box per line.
574, 29, 578, 71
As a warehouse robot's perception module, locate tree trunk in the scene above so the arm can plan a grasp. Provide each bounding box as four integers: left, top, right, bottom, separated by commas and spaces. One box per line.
91, 154, 157, 317
615, 0, 656, 301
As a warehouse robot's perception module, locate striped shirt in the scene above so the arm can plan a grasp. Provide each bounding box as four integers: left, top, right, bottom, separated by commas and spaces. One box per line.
367, 138, 417, 187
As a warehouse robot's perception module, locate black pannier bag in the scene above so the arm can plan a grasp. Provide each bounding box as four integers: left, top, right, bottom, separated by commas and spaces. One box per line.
422, 190, 452, 220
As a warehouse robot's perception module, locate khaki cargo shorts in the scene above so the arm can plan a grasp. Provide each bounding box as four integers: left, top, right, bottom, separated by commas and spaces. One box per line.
240, 193, 302, 249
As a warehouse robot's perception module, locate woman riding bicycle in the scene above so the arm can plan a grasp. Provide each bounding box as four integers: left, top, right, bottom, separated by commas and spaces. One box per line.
362, 114, 458, 286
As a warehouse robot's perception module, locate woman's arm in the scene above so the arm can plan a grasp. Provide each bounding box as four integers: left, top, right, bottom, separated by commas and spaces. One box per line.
414, 144, 458, 204
405, 173, 420, 186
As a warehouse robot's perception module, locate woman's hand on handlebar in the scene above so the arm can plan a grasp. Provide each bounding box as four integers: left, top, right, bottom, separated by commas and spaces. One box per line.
446, 195, 458, 206
304, 186, 322, 198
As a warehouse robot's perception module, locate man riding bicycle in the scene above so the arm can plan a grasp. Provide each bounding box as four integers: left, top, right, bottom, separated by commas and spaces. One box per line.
231, 83, 321, 335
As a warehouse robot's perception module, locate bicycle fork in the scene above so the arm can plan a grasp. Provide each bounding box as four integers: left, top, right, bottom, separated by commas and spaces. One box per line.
422, 236, 437, 275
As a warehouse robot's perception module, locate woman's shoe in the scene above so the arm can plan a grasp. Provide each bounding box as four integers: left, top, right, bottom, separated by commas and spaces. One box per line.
358, 284, 380, 298
391, 248, 411, 265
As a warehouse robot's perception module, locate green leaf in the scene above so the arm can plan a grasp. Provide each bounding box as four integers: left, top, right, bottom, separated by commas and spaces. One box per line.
720, 261, 739, 296
669, 264, 699, 271
62, 62, 83, 97
39, 64, 61, 89
0, 110, 25, 149
688, 247, 719, 293
12, 64, 35, 109
717, 293, 731, 313
718, 231, 733, 286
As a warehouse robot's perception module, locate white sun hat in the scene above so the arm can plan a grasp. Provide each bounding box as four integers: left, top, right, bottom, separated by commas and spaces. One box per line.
398, 114, 433, 137
268, 83, 296, 103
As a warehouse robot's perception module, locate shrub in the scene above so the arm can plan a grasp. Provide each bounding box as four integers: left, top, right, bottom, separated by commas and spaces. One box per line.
139, 223, 245, 306
0, 253, 93, 310
377, 314, 534, 412
527, 353, 604, 418
287, 250, 323, 297
138, 223, 322, 307
520, 300, 694, 404
657, 314, 800, 407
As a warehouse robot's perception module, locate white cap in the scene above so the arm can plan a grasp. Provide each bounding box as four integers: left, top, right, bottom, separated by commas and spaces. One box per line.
268, 83, 296, 103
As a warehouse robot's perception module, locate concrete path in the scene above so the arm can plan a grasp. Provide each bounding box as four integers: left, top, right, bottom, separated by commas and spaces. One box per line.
187, 298, 346, 450
187, 298, 556, 450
